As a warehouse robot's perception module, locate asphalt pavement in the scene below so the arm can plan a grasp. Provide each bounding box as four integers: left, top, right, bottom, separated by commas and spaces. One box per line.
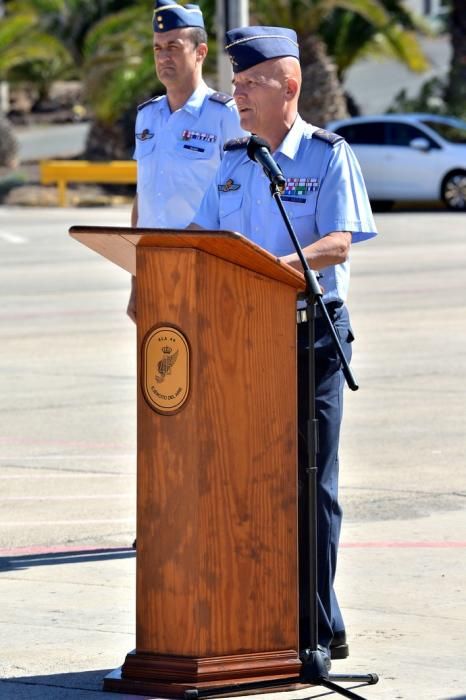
0, 206, 465, 700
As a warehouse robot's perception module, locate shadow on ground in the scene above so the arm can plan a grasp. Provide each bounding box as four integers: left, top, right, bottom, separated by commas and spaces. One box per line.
0, 547, 135, 572
0, 670, 126, 698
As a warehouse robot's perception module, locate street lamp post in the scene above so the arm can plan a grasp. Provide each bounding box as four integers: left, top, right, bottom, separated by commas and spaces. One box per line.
216, 0, 249, 93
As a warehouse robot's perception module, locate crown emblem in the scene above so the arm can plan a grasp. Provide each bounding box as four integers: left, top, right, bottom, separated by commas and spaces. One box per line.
161, 346, 172, 354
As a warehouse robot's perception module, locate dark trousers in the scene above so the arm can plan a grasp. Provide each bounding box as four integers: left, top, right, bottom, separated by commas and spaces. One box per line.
297, 304, 353, 650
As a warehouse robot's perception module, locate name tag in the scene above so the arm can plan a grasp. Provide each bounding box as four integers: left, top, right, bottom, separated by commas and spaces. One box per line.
282, 196, 306, 203
183, 144, 205, 153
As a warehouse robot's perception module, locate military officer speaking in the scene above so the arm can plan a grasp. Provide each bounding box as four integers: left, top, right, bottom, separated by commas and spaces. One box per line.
127, 0, 244, 321
190, 26, 378, 665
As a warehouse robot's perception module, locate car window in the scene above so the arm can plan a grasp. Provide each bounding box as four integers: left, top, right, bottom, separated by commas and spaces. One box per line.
334, 122, 386, 145
421, 119, 466, 144
387, 122, 439, 149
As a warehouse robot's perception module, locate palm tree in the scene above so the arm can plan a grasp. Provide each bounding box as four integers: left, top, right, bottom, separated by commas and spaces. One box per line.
81, 3, 159, 159
251, 0, 429, 125
0, 2, 75, 102
0, 115, 18, 166
320, 0, 429, 80
445, 0, 466, 117
0, 0, 138, 103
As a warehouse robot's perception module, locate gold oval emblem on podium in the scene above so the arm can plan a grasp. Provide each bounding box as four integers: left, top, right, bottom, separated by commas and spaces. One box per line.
142, 326, 190, 414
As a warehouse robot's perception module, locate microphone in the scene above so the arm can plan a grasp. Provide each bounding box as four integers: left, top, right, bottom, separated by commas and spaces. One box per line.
246, 135, 286, 192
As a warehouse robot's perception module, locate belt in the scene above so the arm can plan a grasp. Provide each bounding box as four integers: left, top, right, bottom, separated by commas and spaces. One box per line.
297, 302, 342, 324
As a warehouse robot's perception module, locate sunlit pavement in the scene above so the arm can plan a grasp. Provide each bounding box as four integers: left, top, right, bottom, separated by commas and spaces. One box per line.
0, 206, 465, 699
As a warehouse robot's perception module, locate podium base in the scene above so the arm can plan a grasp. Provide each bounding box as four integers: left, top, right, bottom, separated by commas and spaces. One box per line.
103, 649, 302, 698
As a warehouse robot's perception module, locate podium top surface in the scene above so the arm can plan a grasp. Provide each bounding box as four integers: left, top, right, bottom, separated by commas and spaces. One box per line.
69, 226, 305, 290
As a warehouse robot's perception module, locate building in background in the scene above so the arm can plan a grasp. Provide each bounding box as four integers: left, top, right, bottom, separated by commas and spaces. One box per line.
404, 0, 449, 26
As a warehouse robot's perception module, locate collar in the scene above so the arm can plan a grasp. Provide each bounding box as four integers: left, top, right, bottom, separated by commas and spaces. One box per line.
181, 81, 210, 116
275, 114, 306, 161
159, 82, 209, 118
239, 114, 308, 166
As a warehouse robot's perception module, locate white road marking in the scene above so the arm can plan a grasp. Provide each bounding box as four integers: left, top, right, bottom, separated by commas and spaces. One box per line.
0, 231, 27, 244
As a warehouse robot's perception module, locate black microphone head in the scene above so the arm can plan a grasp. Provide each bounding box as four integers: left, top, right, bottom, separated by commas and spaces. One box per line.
246, 135, 271, 160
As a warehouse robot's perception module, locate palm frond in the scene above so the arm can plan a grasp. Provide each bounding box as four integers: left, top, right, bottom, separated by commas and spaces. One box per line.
371, 26, 430, 71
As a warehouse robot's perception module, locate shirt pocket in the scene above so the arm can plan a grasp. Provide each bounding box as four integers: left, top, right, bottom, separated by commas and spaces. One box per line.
219, 191, 243, 230
135, 138, 156, 161
282, 194, 317, 247
175, 140, 216, 161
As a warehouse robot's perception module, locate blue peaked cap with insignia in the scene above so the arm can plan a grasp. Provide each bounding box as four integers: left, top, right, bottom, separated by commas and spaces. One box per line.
153, 0, 205, 33
225, 26, 299, 73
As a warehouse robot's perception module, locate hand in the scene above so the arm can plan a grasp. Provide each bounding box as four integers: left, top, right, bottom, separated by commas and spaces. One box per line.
280, 253, 300, 270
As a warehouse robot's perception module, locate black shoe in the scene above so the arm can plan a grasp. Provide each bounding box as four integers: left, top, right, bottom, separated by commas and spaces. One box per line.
132, 539, 137, 549
330, 630, 349, 659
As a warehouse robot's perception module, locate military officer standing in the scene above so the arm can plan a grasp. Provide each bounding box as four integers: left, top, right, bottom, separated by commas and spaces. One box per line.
190, 26, 377, 665
127, 0, 244, 320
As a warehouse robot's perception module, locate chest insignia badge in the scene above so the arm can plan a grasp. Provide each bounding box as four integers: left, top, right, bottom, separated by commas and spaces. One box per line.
284, 177, 319, 195
218, 178, 241, 192
182, 129, 216, 143
136, 128, 154, 141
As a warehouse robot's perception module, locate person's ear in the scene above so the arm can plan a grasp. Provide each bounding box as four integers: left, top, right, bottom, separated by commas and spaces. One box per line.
285, 77, 299, 101
196, 42, 208, 63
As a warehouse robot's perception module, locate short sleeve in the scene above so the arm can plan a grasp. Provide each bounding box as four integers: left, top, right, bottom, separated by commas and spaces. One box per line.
316, 141, 377, 243
191, 170, 221, 229
132, 111, 141, 161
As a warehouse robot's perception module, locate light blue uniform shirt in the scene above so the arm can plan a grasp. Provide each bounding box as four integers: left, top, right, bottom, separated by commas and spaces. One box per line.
192, 115, 377, 304
134, 82, 244, 228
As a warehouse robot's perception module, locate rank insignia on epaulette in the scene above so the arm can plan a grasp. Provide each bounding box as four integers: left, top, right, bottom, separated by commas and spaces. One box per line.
218, 178, 241, 192
136, 128, 154, 141
224, 136, 249, 151
209, 91, 234, 105
312, 128, 344, 146
137, 95, 162, 111
182, 129, 216, 143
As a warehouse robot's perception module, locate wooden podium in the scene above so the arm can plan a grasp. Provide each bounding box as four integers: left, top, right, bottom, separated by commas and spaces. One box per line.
69, 226, 306, 697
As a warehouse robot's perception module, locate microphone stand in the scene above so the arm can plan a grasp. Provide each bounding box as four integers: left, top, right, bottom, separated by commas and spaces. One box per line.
270, 182, 379, 698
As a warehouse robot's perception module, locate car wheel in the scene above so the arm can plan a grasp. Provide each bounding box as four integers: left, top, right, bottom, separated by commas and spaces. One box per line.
371, 200, 394, 212
441, 170, 466, 211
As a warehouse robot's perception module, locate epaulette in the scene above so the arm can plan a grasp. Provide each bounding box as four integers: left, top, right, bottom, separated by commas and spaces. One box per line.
312, 128, 344, 146
137, 95, 163, 111
224, 136, 249, 151
209, 91, 234, 105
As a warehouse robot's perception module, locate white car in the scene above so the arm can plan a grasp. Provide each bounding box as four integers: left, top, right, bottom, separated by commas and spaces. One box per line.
326, 114, 466, 210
